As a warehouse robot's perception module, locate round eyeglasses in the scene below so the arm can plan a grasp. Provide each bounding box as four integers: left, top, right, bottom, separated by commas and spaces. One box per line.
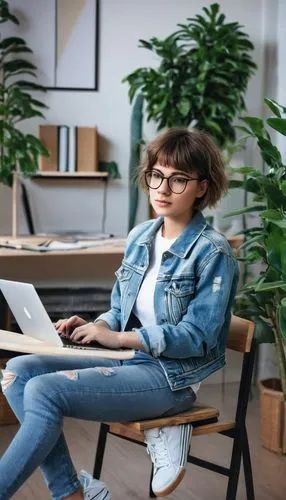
145, 169, 202, 194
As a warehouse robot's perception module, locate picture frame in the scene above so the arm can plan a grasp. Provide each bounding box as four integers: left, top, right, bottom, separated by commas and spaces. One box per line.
32, 0, 99, 91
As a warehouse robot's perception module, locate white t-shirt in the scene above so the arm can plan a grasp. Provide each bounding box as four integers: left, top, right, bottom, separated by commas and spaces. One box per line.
133, 228, 200, 394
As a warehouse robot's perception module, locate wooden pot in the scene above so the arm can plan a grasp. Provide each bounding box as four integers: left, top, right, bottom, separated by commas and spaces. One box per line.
259, 378, 286, 454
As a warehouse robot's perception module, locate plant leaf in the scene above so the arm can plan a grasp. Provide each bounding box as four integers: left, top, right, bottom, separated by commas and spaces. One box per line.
264, 98, 282, 117
254, 317, 275, 343
261, 209, 282, 220
255, 281, 286, 292
267, 118, 286, 136
224, 205, 266, 217
243, 117, 264, 136
278, 305, 286, 339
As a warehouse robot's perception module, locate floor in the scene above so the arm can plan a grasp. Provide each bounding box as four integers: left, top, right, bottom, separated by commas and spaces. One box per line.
0, 383, 285, 499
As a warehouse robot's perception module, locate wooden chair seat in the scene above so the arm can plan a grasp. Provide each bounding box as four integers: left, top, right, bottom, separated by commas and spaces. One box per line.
108, 404, 219, 442
109, 403, 219, 433
109, 418, 235, 443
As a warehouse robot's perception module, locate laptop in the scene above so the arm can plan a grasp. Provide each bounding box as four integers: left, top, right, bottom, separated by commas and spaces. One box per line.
0, 279, 128, 352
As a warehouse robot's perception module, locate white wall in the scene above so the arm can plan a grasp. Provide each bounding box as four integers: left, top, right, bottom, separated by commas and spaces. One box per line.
0, 0, 279, 236
277, 0, 286, 161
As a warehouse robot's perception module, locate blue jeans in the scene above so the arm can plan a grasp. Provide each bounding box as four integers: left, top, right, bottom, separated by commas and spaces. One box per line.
0, 351, 196, 499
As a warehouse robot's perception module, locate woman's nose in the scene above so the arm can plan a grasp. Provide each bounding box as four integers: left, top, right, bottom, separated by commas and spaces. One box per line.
157, 178, 171, 194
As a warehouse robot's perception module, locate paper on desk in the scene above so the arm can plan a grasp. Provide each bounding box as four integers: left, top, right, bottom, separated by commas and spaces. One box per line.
0, 239, 126, 252
46, 239, 126, 251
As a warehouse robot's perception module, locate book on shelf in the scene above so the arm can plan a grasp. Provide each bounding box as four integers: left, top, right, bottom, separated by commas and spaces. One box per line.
68, 126, 77, 172
39, 125, 58, 172
77, 126, 98, 172
59, 126, 69, 172
38, 125, 98, 173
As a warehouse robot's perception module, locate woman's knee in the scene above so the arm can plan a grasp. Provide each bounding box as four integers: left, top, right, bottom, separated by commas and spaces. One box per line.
1, 355, 40, 393
24, 375, 47, 403
24, 375, 63, 422
5, 354, 37, 374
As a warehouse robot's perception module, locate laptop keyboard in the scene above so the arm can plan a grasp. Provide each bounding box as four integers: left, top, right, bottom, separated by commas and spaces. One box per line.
60, 336, 129, 351
61, 336, 110, 350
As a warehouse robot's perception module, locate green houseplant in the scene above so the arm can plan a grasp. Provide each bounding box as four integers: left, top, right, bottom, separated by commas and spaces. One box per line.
0, 0, 48, 187
123, 2, 257, 228
123, 2, 257, 150
227, 98, 286, 453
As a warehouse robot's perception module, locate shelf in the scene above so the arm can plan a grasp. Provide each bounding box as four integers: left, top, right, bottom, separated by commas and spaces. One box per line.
32, 171, 108, 180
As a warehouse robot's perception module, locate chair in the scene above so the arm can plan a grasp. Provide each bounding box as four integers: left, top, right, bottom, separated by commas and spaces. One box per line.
93, 316, 256, 499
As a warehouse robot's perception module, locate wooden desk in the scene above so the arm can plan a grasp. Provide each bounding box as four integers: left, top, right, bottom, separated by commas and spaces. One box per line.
0, 234, 242, 285
0, 236, 125, 286
0, 330, 134, 360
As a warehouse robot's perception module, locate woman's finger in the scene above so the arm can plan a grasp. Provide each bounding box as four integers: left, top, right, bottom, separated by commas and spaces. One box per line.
55, 319, 66, 331
70, 325, 87, 342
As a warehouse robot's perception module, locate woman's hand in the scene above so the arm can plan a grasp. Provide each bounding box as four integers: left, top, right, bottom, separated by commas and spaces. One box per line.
70, 323, 122, 349
55, 315, 87, 337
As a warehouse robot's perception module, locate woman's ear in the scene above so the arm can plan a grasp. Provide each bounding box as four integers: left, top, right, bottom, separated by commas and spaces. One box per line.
196, 179, 209, 199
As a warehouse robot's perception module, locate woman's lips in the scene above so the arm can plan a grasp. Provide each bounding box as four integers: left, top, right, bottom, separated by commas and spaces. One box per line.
155, 200, 171, 207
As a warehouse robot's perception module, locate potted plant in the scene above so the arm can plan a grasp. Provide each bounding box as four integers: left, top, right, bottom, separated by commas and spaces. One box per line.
0, 0, 49, 231
122, 2, 257, 227
123, 2, 256, 150
227, 98, 286, 454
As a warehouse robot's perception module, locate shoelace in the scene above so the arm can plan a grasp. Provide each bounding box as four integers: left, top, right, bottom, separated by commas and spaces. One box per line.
146, 430, 170, 471
85, 487, 108, 500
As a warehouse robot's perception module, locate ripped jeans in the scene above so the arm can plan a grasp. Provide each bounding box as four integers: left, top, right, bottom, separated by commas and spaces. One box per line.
0, 351, 196, 500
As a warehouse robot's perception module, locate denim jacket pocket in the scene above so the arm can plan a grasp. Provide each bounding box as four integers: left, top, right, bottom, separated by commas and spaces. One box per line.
115, 265, 133, 302
165, 278, 195, 324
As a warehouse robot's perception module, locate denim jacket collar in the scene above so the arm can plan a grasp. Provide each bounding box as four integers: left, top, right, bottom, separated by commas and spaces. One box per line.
136, 211, 207, 258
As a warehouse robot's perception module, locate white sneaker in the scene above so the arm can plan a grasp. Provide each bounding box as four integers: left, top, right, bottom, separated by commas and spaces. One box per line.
79, 470, 111, 500
145, 424, 192, 497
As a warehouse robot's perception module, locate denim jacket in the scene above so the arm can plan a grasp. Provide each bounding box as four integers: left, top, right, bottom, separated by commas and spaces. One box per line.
97, 211, 239, 391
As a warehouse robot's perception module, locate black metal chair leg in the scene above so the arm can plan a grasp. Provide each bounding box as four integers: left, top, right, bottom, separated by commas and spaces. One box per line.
226, 434, 242, 500
93, 423, 109, 479
149, 464, 156, 498
242, 429, 255, 500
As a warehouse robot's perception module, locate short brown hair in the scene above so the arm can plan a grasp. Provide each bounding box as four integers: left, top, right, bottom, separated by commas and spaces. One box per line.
138, 128, 227, 210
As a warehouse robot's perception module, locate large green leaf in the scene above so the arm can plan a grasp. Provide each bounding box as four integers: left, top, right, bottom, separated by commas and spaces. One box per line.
228, 179, 244, 189
3, 59, 37, 72
264, 98, 282, 117
266, 226, 286, 270
261, 209, 283, 220
278, 304, 286, 339
281, 181, 286, 195
243, 117, 264, 136
177, 98, 191, 117
267, 118, 286, 136
240, 234, 263, 249
225, 205, 266, 217
255, 281, 286, 292
25, 135, 49, 156
257, 137, 282, 165
244, 177, 262, 194
261, 180, 286, 208
254, 317, 275, 343
229, 166, 261, 177
0, 1, 19, 24
9, 80, 47, 92
0, 36, 27, 49
266, 219, 286, 229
